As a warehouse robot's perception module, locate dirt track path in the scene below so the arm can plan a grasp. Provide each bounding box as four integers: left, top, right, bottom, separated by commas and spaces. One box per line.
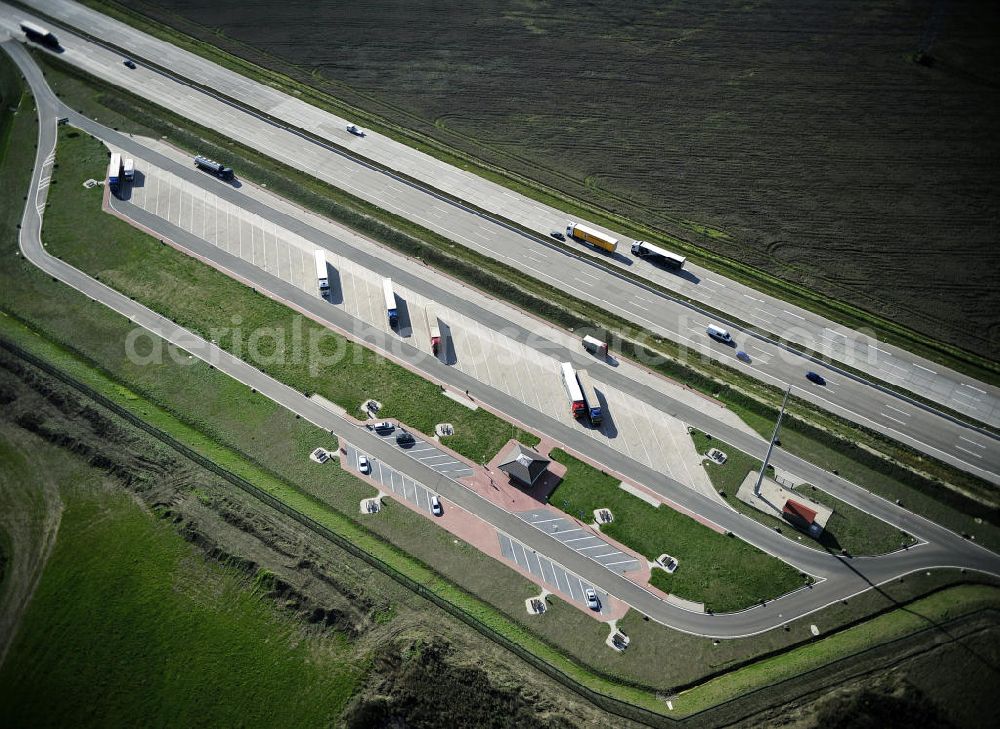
0, 424, 64, 668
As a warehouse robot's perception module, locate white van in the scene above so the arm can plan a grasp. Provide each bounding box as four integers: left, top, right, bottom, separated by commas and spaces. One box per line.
581, 335, 608, 357
706, 324, 732, 343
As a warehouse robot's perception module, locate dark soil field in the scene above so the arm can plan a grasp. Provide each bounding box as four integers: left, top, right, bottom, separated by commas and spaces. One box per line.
112, 0, 1000, 359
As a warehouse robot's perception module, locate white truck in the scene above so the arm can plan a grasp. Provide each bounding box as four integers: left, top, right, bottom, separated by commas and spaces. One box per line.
123, 157, 135, 182
631, 240, 686, 269
314, 250, 329, 295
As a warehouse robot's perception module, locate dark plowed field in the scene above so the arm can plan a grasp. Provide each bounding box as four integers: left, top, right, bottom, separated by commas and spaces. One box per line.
119, 0, 1000, 358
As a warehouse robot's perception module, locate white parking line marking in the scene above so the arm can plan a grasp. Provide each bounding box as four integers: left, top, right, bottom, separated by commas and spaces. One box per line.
592, 552, 620, 560
563, 536, 598, 544
605, 558, 638, 567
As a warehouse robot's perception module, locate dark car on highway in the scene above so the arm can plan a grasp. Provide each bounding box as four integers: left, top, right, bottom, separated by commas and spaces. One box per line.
123, 58, 136, 69
805, 371, 827, 386
550, 230, 565, 241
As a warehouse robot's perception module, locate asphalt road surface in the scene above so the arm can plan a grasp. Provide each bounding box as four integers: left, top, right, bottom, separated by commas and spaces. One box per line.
1, 3, 997, 486
7, 38, 1000, 639
80, 115, 1000, 487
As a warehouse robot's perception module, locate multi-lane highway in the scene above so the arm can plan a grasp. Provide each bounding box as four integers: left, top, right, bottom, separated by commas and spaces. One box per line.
1, 2, 998, 486
8, 37, 1000, 640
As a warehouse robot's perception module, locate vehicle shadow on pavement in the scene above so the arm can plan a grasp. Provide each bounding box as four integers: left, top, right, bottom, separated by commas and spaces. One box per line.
595, 389, 619, 439
394, 295, 412, 337
325, 264, 344, 305
439, 321, 457, 365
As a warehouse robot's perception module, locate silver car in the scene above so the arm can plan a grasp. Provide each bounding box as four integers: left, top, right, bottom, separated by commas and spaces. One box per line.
585, 588, 600, 610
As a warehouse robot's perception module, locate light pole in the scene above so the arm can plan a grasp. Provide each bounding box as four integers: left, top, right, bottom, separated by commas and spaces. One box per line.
755, 385, 791, 496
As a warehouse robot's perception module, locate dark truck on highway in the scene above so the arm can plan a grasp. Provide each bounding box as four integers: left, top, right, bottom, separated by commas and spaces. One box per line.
194, 155, 234, 180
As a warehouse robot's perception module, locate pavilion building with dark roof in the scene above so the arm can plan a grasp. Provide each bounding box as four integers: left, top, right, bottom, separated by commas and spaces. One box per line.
497, 443, 550, 487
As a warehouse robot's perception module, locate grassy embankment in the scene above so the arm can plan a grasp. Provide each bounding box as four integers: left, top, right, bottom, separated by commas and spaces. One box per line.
0, 426, 359, 726
2, 55, 999, 718
689, 430, 915, 556
74, 0, 1000, 388
672, 583, 1000, 716
33, 50, 1000, 555
548, 449, 808, 612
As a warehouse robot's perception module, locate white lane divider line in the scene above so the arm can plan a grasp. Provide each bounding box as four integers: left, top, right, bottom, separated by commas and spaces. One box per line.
881, 412, 908, 426
958, 436, 987, 449
955, 446, 983, 459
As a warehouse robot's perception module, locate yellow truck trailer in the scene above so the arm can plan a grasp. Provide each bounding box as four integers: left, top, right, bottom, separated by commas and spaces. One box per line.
566, 222, 618, 253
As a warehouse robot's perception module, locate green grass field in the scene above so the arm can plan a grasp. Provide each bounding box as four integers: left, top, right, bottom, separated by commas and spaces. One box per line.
690, 430, 915, 556
0, 426, 360, 726
547, 450, 807, 612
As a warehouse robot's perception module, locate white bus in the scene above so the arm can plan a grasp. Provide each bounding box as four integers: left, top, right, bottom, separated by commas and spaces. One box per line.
560, 362, 586, 418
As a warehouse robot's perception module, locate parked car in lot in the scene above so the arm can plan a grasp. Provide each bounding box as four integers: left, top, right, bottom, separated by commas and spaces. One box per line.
357, 455, 370, 474
430, 495, 443, 516
372, 421, 394, 434
805, 371, 827, 386
123, 58, 136, 69
395, 430, 416, 447
585, 588, 600, 611
550, 230, 565, 241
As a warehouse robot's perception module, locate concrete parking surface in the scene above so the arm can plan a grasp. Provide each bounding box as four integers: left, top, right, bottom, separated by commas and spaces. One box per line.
120, 156, 717, 497
343, 442, 441, 515
499, 532, 610, 616
518, 509, 642, 574
370, 428, 475, 478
